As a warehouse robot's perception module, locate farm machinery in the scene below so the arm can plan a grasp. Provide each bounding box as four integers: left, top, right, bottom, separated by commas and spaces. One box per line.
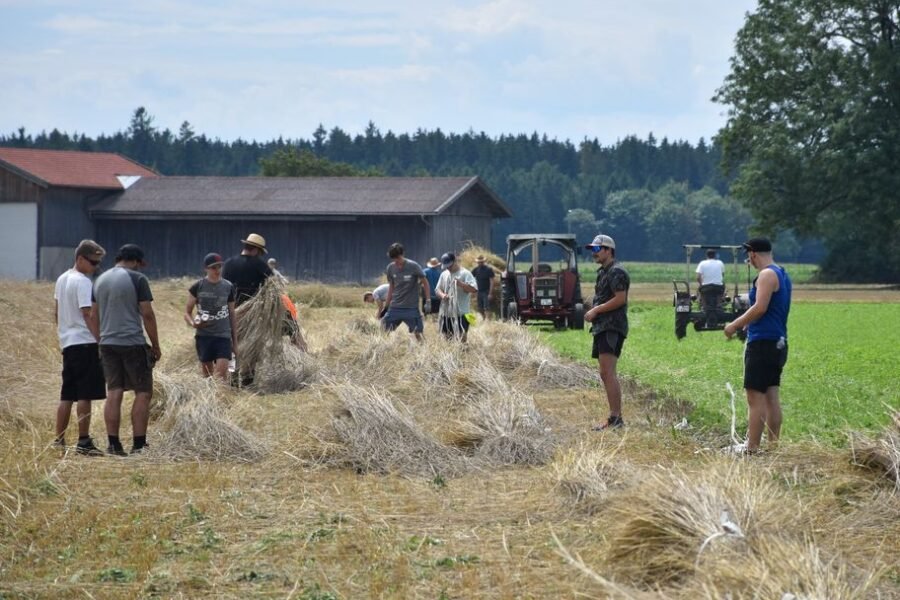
673, 244, 751, 339
499, 233, 585, 329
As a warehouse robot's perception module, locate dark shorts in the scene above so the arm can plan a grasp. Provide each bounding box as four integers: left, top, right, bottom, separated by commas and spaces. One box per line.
196, 336, 233, 363
439, 315, 470, 337
744, 339, 788, 392
592, 331, 625, 359
60, 343, 106, 401
382, 307, 424, 333
477, 291, 490, 312
100, 344, 154, 393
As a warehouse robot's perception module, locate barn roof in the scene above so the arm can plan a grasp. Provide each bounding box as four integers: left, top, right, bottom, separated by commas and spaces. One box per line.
90, 176, 513, 218
0, 148, 158, 189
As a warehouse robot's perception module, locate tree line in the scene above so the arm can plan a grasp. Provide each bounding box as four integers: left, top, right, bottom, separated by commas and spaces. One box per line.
2, 107, 823, 269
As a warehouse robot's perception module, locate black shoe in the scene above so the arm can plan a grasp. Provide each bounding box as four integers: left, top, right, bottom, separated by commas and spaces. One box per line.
107, 445, 128, 457
591, 416, 625, 431
75, 438, 104, 456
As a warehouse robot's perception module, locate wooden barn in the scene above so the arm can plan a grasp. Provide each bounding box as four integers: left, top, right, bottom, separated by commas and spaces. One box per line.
0, 148, 158, 280
90, 175, 512, 283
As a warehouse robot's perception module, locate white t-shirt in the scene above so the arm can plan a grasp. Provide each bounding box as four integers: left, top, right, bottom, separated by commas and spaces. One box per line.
54, 268, 96, 348
436, 268, 477, 316
696, 258, 725, 286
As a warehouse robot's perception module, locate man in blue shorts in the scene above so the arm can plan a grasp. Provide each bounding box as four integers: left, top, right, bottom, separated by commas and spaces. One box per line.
184, 253, 237, 382
382, 243, 431, 341
725, 238, 792, 454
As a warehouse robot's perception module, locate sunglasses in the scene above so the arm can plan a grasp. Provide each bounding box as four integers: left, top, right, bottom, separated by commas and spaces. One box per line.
206, 264, 223, 270
588, 245, 608, 253
85, 257, 101, 266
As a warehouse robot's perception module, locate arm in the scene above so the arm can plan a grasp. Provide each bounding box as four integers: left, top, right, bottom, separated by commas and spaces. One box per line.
228, 300, 238, 356
585, 290, 627, 322
184, 295, 198, 328
139, 301, 162, 360
54, 300, 58, 326
455, 275, 477, 294
696, 273, 704, 286
420, 276, 431, 301
385, 281, 394, 308
724, 269, 779, 339
82, 306, 100, 342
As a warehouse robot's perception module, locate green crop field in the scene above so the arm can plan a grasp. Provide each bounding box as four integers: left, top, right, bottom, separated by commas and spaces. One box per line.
542, 302, 900, 444
577, 261, 821, 285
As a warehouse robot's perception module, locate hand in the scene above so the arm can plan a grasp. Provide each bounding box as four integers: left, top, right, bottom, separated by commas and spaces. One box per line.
151, 346, 162, 361
723, 323, 736, 340
584, 307, 596, 323
423, 302, 431, 315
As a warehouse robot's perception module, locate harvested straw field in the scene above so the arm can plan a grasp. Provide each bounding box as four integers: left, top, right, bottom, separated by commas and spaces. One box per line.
1, 278, 898, 598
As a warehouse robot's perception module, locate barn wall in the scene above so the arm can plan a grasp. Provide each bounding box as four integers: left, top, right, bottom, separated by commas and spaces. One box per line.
0, 169, 43, 204
94, 216, 444, 284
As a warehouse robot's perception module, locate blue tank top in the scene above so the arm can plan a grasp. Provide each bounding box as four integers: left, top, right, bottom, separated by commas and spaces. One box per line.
747, 265, 791, 342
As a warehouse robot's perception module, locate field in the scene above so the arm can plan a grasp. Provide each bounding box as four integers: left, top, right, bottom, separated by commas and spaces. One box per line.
578, 261, 822, 285
1, 278, 898, 599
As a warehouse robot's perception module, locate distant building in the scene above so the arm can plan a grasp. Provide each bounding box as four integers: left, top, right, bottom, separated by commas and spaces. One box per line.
0, 148, 158, 280
0, 148, 512, 283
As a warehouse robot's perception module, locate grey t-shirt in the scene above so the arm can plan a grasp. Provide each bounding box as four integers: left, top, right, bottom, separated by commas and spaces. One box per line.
385, 259, 425, 309
189, 278, 236, 339
95, 266, 153, 346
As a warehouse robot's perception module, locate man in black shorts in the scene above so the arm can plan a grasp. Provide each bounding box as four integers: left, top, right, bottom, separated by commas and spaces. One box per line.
53, 240, 108, 455
583, 234, 630, 431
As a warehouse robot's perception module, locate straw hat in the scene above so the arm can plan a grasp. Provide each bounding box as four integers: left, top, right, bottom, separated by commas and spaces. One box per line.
475, 255, 486, 263
241, 233, 268, 253
427, 257, 440, 268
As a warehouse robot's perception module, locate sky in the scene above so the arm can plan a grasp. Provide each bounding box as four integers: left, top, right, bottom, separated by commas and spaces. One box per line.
0, 0, 758, 145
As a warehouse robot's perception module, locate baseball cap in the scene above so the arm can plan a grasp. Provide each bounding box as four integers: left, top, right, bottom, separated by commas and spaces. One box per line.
742, 238, 772, 253
75, 239, 105, 260
116, 244, 146, 265
440, 252, 456, 266
204, 252, 224, 267
585, 234, 616, 249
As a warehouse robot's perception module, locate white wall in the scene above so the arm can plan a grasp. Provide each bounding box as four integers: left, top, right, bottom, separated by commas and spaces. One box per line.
0, 203, 37, 280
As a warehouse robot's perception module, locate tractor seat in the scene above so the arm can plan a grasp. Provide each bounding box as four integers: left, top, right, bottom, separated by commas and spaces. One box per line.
530, 263, 552, 274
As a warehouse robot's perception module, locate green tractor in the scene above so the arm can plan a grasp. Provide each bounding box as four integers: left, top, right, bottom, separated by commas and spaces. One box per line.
673, 244, 751, 340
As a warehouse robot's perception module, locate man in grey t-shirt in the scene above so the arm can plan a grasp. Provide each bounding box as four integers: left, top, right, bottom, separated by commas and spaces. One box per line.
93, 244, 161, 456
382, 242, 430, 340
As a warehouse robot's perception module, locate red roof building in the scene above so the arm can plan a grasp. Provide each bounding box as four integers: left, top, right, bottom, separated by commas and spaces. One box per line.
0, 148, 157, 189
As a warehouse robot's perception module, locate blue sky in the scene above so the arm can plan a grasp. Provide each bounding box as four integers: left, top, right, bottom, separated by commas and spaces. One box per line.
0, 0, 757, 145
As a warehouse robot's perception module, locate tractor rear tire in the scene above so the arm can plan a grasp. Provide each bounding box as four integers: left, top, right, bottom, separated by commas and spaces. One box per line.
675, 314, 689, 340
569, 303, 585, 330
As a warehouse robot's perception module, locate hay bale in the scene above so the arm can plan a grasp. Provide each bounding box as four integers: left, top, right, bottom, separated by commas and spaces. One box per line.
606, 460, 796, 586
553, 440, 632, 510
329, 383, 465, 478
150, 372, 267, 463
849, 409, 900, 492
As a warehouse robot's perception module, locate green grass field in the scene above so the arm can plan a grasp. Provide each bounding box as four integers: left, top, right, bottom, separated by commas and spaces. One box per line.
577, 261, 821, 284
542, 302, 900, 444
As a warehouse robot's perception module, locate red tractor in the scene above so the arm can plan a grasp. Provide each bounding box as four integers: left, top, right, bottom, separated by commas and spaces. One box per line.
499, 234, 585, 329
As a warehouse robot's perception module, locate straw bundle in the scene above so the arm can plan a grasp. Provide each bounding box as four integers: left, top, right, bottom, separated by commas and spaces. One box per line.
606, 460, 796, 586
254, 342, 321, 395
849, 409, 900, 492
150, 372, 267, 463
235, 278, 290, 374
329, 383, 465, 478
553, 440, 631, 510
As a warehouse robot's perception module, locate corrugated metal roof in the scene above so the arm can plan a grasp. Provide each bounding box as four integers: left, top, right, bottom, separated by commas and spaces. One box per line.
91, 176, 513, 218
0, 148, 158, 189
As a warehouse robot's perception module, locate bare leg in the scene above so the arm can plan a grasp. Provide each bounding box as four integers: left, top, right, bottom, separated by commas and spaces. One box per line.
764, 386, 782, 446
212, 358, 229, 382
104, 388, 125, 437
598, 354, 622, 417
132, 391, 151, 437
745, 389, 768, 452
200, 361, 214, 378
75, 400, 92, 437
55, 401, 73, 443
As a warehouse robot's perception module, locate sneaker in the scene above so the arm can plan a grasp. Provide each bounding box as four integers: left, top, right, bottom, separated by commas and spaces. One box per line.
129, 444, 149, 455
591, 416, 625, 431
107, 445, 128, 457
75, 439, 104, 457
725, 442, 760, 456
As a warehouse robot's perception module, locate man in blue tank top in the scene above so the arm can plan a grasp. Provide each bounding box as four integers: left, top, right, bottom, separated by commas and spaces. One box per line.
724, 238, 792, 454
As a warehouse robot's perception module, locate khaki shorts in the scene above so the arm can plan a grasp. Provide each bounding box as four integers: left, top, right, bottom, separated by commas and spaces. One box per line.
100, 344, 154, 393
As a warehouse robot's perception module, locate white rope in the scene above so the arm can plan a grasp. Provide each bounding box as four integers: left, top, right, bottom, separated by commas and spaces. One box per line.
726, 382, 742, 447
440, 271, 465, 340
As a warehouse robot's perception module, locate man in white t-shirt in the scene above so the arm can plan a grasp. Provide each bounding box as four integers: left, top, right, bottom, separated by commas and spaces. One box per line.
696, 249, 726, 312
53, 240, 107, 455
363, 283, 390, 319
435, 252, 478, 342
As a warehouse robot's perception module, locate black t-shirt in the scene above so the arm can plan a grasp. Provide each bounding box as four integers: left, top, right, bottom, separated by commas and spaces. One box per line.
221, 255, 273, 305
471, 264, 495, 292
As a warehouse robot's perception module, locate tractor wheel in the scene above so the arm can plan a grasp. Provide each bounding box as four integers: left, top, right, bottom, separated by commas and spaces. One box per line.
569, 303, 585, 330
554, 318, 566, 330
675, 314, 689, 339
506, 301, 518, 323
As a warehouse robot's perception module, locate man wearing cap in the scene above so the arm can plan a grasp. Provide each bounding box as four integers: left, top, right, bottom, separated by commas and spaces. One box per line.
52, 240, 107, 455
583, 234, 630, 431
435, 252, 478, 341
471, 255, 495, 319
422, 257, 442, 316
724, 238, 792, 454
383, 243, 430, 341
184, 253, 238, 381
222, 233, 273, 306
93, 244, 161, 456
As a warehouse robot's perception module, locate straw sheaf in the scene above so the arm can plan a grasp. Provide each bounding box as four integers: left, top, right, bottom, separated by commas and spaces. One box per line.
553, 440, 633, 511
849, 408, 900, 493
235, 277, 290, 374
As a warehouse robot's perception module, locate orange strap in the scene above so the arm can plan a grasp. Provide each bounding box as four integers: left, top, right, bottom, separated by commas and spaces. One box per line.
281, 294, 298, 320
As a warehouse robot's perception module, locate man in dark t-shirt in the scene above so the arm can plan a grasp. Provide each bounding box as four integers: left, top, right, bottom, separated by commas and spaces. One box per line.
222, 233, 273, 306
470, 255, 495, 318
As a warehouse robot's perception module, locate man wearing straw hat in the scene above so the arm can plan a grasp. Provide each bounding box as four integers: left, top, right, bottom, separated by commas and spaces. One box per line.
52, 239, 107, 456
94, 244, 161, 456
222, 233, 273, 306
471, 254, 496, 319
